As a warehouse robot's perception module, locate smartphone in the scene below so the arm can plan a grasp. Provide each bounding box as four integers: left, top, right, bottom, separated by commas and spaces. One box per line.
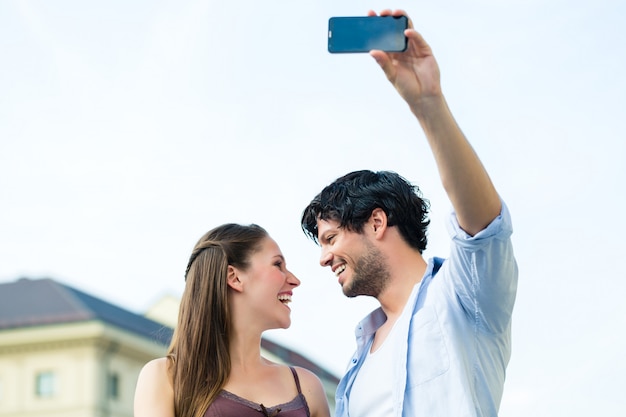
328, 15, 408, 53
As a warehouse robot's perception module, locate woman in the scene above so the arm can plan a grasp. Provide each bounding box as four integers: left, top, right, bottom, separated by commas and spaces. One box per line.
134, 223, 331, 417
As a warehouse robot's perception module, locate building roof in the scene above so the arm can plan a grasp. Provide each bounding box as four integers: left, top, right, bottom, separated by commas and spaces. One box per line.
0, 277, 172, 345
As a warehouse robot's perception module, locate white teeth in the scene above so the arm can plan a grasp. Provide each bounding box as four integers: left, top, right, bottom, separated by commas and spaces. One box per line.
278, 294, 292, 304
335, 264, 346, 277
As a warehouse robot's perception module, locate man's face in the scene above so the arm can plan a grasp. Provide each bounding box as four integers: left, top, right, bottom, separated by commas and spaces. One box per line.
316, 218, 390, 298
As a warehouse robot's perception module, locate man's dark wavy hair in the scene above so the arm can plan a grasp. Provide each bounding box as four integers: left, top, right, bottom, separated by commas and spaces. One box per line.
301, 170, 430, 253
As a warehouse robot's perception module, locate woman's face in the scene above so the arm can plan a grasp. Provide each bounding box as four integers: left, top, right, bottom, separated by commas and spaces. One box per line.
237, 236, 301, 329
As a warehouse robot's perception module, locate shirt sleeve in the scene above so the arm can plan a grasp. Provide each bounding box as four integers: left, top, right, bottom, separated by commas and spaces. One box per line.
443, 200, 519, 334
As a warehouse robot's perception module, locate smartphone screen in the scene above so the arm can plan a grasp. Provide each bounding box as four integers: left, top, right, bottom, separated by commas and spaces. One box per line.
328, 16, 408, 53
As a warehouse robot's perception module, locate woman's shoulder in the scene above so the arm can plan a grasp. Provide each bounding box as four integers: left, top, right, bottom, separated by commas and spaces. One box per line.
259, 360, 326, 397
260, 360, 323, 387
140, 357, 170, 375
291, 367, 331, 417
291, 366, 323, 385
134, 357, 175, 417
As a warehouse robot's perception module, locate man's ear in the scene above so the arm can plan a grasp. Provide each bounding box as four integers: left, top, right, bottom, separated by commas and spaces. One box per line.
370, 208, 388, 238
227, 265, 244, 292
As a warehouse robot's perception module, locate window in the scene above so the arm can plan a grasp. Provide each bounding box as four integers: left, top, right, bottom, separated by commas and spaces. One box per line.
107, 373, 119, 400
35, 371, 57, 398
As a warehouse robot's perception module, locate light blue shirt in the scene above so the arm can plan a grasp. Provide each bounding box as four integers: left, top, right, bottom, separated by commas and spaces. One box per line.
335, 201, 518, 417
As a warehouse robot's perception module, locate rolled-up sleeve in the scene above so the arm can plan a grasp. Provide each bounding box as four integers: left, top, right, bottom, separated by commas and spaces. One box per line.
444, 200, 519, 334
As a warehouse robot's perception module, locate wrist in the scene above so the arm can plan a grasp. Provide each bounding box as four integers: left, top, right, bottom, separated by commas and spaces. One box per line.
409, 94, 447, 120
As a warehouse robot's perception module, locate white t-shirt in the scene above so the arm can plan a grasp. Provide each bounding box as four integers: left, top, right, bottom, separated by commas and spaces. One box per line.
348, 285, 420, 417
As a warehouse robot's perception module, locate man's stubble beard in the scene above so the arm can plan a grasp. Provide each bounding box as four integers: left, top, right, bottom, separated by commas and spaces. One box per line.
343, 240, 390, 298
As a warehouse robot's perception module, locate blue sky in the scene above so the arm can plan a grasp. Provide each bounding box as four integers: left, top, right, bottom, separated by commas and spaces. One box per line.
1, 1, 625, 415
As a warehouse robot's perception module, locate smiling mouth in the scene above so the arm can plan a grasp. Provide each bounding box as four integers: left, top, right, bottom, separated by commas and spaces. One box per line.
278, 294, 292, 305
334, 264, 346, 277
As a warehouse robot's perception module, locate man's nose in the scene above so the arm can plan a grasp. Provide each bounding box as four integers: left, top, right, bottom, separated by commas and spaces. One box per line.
319, 247, 332, 267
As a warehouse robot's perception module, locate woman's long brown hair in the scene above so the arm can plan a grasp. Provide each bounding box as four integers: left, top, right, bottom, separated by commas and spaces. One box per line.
166, 223, 268, 417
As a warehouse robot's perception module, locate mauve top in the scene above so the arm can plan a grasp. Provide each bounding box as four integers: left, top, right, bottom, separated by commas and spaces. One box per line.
204, 367, 311, 417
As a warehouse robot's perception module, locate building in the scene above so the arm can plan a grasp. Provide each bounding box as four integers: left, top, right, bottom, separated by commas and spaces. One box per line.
0, 277, 339, 417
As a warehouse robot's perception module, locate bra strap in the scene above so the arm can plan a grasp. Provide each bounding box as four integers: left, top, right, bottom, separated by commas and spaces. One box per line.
289, 366, 303, 394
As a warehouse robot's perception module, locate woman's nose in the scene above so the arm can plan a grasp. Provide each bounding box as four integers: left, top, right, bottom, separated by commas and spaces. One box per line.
287, 270, 301, 287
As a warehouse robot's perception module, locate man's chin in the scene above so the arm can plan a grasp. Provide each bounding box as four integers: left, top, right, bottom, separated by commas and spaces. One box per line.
342, 285, 358, 298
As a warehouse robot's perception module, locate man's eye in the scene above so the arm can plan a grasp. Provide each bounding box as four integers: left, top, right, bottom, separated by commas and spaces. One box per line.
326, 235, 335, 244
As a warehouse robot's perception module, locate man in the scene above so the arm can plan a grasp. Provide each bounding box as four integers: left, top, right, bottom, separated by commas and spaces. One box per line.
300, 9, 518, 417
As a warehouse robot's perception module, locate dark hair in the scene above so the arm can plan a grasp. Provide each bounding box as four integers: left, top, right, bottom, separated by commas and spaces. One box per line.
301, 170, 430, 253
168, 223, 268, 417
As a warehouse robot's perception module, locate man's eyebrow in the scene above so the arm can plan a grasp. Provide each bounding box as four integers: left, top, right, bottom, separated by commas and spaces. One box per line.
318, 229, 335, 241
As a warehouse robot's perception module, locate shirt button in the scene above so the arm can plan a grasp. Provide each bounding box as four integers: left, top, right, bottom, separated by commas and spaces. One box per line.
352, 358, 358, 364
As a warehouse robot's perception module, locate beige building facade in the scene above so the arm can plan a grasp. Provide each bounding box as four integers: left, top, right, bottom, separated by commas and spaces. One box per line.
0, 322, 163, 417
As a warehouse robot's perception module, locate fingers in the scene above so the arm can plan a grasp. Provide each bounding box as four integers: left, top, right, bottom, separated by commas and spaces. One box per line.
369, 28, 431, 60
366, 9, 428, 60
405, 29, 433, 56
369, 9, 414, 29
369, 9, 402, 17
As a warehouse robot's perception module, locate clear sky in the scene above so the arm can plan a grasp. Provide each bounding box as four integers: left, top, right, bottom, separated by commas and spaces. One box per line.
1, 1, 625, 415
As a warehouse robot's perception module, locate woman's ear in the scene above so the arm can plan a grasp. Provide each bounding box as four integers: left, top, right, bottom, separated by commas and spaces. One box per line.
227, 265, 244, 292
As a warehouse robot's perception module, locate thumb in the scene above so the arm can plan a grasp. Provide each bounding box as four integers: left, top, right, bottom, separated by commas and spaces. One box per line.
370, 50, 396, 83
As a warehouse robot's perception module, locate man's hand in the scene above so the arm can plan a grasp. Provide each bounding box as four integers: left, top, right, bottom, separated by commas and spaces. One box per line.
368, 9, 442, 115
